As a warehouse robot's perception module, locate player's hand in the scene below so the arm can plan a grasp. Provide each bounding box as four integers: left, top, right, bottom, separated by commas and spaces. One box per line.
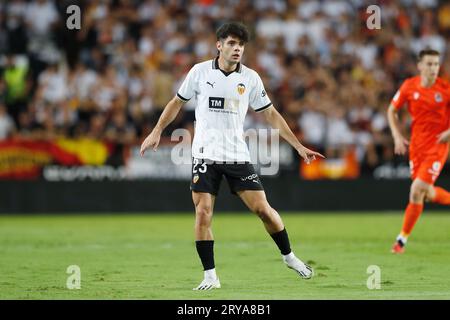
140, 129, 161, 156
437, 130, 450, 144
297, 146, 325, 164
393, 135, 409, 155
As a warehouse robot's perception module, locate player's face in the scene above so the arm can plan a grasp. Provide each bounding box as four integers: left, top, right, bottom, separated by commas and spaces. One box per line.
217, 36, 245, 64
418, 55, 440, 81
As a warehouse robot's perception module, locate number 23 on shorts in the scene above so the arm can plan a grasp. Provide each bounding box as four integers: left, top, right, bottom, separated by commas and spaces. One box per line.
193, 158, 207, 174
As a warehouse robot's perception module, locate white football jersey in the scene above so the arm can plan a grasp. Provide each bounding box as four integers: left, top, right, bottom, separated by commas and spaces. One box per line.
177, 58, 272, 162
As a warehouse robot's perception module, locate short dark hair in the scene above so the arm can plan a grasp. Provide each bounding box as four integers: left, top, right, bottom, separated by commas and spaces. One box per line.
216, 22, 250, 43
418, 49, 440, 61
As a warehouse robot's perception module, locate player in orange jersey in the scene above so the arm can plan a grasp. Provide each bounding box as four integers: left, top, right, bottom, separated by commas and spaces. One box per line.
387, 49, 450, 254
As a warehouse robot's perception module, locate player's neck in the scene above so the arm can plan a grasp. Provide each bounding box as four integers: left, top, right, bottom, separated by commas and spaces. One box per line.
420, 76, 436, 88
217, 56, 238, 72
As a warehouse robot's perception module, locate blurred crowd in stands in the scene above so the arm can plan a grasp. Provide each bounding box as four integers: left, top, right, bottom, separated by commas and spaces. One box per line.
1, 0, 450, 173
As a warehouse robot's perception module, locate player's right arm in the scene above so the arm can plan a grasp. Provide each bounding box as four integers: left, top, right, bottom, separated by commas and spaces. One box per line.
387, 103, 409, 155
140, 96, 185, 155
387, 82, 410, 155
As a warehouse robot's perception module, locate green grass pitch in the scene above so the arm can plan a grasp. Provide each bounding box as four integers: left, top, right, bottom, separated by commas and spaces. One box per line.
1, 212, 450, 299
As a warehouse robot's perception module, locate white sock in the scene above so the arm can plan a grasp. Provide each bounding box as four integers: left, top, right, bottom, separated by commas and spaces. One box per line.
204, 268, 217, 281
282, 252, 296, 264
396, 234, 408, 245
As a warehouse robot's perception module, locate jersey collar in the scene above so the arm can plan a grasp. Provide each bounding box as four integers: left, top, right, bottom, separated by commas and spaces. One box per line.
212, 57, 242, 76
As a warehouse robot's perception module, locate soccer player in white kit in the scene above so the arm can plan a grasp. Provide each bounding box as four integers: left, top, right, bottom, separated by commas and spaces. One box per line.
140, 22, 324, 290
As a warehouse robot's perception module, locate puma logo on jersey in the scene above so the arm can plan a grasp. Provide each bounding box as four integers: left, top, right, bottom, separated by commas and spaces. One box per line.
207, 81, 215, 88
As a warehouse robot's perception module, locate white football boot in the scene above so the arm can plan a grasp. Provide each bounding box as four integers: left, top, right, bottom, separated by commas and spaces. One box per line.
283, 253, 314, 279
193, 277, 221, 291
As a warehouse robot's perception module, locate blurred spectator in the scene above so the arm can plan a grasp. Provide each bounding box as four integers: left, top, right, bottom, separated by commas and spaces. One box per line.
0, 102, 16, 139
1, 54, 31, 123
25, 0, 58, 36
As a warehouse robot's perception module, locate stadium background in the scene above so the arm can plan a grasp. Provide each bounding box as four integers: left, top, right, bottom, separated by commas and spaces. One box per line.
2, 0, 450, 301
1, 0, 450, 212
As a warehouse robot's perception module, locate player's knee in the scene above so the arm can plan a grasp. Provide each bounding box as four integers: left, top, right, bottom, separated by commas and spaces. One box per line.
425, 188, 435, 202
252, 202, 273, 222
195, 204, 213, 225
410, 184, 428, 202
410, 190, 424, 202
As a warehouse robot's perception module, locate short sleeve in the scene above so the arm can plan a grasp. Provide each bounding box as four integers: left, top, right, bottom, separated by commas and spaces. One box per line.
177, 65, 199, 102
391, 81, 409, 110
249, 72, 272, 112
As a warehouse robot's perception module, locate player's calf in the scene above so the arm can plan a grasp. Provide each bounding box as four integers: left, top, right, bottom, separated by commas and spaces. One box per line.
253, 205, 284, 234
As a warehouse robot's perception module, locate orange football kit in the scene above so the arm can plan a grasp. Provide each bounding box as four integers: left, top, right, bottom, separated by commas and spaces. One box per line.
391, 76, 450, 251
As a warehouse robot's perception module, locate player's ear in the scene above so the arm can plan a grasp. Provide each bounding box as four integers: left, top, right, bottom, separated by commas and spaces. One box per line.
417, 60, 422, 71
216, 40, 222, 53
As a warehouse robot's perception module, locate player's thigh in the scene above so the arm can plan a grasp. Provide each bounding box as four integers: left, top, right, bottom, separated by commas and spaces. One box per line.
223, 163, 264, 195
409, 155, 422, 182
190, 158, 222, 196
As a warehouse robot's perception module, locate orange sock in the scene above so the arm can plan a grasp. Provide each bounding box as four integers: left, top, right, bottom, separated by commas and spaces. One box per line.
431, 187, 450, 205
401, 203, 424, 236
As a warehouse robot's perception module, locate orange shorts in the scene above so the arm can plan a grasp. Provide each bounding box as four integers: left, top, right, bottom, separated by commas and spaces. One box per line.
409, 146, 449, 185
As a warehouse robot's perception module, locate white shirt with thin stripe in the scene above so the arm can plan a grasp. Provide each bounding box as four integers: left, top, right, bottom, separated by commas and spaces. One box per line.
177, 58, 272, 162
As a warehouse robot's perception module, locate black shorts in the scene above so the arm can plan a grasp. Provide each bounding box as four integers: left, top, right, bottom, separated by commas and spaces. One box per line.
190, 158, 264, 196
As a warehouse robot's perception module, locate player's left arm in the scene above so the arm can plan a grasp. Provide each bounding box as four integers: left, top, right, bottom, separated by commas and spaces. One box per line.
437, 96, 450, 143
261, 105, 324, 164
